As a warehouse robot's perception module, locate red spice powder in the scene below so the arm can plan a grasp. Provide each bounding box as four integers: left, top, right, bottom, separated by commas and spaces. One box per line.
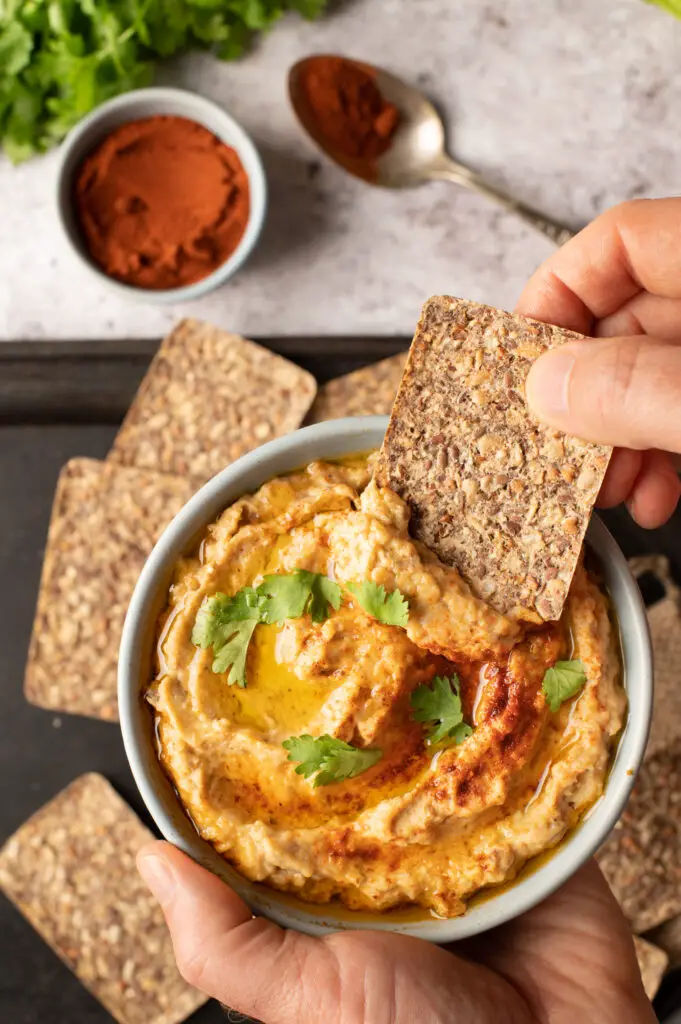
74, 115, 250, 291
299, 56, 400, 162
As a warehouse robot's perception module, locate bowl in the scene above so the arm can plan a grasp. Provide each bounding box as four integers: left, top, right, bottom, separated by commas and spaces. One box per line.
55, 87, 267, 304
119, 415, 653, 942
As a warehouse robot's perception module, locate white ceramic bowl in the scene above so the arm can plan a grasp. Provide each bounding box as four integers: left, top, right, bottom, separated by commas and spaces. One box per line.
55, 87, 267, 304
119, 415, 653, 941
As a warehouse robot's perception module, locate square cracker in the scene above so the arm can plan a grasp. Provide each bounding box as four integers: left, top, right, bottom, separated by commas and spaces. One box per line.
0, 774, 206, 1024
633, 937, 668, 1000
597, 742, 681, 933
109, 319, 317, 484
629, 556, 681, 762
25, 458, 193, 720
305, 351, 408, 423
375, 296, 612, 620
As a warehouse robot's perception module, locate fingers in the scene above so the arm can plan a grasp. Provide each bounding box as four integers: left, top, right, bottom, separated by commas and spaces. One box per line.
597, 449, 644, 508
516, 197, 681, 333
626, 450, 681, 529
137, 841, 340, 1023
596, 293, 681, 341
525, 334, 681, 452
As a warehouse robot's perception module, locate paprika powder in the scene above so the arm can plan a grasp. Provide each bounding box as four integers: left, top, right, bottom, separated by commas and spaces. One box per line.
74, 116, 250, 291
299, 56, 400, 163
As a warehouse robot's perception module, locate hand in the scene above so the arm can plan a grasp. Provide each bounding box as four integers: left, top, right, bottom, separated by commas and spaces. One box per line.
138, 842, 655, 1023
519, 197, 681, 529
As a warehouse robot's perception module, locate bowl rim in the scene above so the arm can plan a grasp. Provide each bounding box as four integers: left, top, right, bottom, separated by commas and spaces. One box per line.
119, 415, 653, 941
54, 86, 267, 304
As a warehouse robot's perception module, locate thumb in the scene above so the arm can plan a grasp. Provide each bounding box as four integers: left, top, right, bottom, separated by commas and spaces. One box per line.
525, 335, 681, 452
136, 840, 339, 1023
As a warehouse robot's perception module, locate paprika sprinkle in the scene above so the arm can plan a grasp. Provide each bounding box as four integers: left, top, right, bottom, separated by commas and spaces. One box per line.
299, 56, 400, 162
74, 116, 250, 291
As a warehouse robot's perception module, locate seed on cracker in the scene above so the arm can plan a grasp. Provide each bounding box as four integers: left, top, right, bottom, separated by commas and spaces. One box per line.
597, 742, 681, 933
24, 458, 193, 721
306, 351, 408, 423
633, 937, 668, 1000
0, 774, 206, 1024
109, 319, 317, 485
375, 296, 612, 621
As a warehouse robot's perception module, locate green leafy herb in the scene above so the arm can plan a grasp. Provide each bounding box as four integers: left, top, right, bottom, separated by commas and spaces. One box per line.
192, 570, 341, 685
258, 570, 341, 625
346, 580, 409, 627
191, 592, 261, 686
542, 660, 587, 713
646, 1, 681, 18
283, 734, 382, 787
0, 0, 328, 162
410, 674, 473, 746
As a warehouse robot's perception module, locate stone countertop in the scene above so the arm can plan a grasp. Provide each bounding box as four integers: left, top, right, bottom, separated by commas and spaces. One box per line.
1, 0, 680, 341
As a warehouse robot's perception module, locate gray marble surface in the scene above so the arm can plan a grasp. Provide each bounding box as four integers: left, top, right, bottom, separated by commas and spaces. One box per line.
1, 0, 680, 341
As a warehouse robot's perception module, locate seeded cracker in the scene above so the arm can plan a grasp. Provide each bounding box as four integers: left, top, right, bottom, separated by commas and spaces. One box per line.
109, 319, 317, 485
24, 458, 193, 720
633, 937, 668, 1000
597, 742, 681, 933
0, 774, 206, 1024
306, 351, 408, 423
375, 297, 612, 620
629, 555, 681, 761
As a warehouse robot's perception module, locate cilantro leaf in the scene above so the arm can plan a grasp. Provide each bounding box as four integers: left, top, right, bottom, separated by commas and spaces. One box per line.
211, 618, 259, 686
257, 570, 341, 625
410, 675, 473, 746
192, 592, 262, 686
346, 580, 409, 627
542, 660, 587, 713
191, 570, 342, 685
283, 734, 382, 787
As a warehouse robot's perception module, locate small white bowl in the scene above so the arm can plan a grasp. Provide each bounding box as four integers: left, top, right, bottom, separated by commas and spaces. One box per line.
55, 87, 267, 304
119, 416, 652, 941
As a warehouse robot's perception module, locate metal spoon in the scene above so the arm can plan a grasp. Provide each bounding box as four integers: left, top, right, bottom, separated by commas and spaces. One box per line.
289, 55, 576, 247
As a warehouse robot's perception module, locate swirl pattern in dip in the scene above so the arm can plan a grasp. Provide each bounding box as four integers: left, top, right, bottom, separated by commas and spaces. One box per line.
148, 454, 625, 917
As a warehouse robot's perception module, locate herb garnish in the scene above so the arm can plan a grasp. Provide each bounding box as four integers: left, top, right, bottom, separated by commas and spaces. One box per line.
410, 674, 474, 747
346, 580, 409, 627
192, 570, 341, 686
283, 734, 382, 787
541, 660, 587, 712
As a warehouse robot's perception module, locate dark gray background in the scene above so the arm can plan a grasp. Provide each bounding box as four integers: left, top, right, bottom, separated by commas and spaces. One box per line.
1, 339, 679, 1023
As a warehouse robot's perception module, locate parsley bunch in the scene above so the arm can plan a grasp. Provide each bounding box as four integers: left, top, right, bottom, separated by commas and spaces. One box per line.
0, 0, 327, 162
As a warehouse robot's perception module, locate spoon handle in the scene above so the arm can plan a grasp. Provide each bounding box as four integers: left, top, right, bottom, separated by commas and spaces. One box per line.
429, 158, 576, 247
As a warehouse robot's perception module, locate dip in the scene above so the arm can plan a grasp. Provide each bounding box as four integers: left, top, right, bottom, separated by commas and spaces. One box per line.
148, 454, 625, 917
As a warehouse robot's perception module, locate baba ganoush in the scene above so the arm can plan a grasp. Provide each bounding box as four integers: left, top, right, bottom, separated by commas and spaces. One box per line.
148, 454, 626, 917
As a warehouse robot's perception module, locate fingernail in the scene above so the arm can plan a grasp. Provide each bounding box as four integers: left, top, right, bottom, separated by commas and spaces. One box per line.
138, 853, 176, 906
525, 347, 577, 422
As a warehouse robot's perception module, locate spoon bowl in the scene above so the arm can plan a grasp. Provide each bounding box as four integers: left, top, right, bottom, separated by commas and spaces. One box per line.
289, 55, 576, 244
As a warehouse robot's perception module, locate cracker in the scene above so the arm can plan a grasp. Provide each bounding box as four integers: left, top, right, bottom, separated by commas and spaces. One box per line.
630, 556, 681, 761
25, 458, 192, 720
306, 351, 408, 423
633, 937, 668, 1000
110, 320, 317, 484
597, 743, 681, 933
0, 774, 206, 1024
375, 296, 612, 620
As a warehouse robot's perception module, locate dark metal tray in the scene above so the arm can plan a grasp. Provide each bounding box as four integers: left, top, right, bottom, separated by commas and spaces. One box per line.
0, 339, 678, 1023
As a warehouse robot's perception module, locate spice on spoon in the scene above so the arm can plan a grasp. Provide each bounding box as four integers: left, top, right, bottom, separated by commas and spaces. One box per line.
74, 115, 250, 291
299, 55, 400, 162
